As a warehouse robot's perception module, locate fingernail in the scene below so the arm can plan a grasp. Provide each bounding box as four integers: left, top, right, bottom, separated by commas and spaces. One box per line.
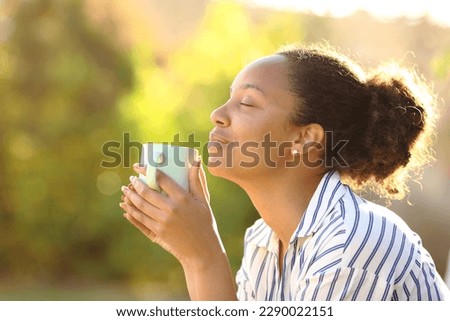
129, 176, 136, 183
133, 163, 140, 168
121, 185, 129, 193
119, 202, 125, 208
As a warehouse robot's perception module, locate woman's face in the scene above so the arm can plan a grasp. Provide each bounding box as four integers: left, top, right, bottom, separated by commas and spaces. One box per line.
208, 54, 302, 182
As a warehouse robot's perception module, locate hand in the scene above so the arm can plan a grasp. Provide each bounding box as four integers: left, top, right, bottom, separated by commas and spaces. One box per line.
119, 161, 223, 269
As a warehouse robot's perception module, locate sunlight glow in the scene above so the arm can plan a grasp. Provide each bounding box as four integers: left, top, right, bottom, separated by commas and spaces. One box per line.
244, 0, 450, 27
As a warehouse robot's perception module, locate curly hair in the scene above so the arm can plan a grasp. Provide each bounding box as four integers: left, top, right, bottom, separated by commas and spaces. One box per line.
278, 43, 438, 200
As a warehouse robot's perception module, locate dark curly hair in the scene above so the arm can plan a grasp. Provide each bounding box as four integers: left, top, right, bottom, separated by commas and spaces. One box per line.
278, 44, 437, 200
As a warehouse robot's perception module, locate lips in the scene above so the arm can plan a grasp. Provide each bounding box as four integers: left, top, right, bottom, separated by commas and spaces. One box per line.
207, 131, 230, 154
208, 131, 230, 144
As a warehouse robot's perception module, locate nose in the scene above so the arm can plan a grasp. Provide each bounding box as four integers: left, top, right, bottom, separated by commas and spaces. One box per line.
210, 103, 230, 127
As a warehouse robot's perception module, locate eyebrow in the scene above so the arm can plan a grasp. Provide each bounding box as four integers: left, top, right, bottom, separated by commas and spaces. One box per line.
230, 83, 267, 97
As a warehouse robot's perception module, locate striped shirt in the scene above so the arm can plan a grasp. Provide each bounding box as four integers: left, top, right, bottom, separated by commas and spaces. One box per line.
236, 171, 450, 300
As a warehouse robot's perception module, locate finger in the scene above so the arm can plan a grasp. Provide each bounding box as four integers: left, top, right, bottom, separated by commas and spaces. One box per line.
120, 199, 159, 232
121, 184, 134, 202
132, 163, 147, 176
155, 169, 186, 200
188, 159, 208, 204
123, 195, 133, 206
129, 176, 169, 210
120, 184, 134, 199
123, 213, 157, 242
198, 160, 210, 203
121, 185, 165, 222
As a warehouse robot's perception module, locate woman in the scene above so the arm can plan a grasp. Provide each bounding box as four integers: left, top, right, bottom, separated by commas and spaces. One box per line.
119, 44, 449, 300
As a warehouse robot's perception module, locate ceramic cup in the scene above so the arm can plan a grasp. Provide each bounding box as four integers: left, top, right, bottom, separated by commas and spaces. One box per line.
139, 143, 199, 193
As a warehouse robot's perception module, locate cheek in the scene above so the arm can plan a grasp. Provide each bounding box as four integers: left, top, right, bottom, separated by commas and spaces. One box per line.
208, 110, 293, 171
235, 113, 285, 141
234, 114, 292, 159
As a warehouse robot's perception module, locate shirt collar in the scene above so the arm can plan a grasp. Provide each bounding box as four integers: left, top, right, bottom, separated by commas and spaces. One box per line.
290, 170, 346, 242
247, 171, 346, 250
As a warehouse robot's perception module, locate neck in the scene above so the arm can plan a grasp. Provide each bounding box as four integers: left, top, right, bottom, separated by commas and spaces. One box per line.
238, 169, 323, 247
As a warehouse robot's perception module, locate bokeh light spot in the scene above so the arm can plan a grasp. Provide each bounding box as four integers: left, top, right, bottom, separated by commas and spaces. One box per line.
96, 171, 122, 196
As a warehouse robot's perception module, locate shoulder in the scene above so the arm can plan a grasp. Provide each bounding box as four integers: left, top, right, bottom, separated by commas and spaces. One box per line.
314, 186, 420, 255
343, 192, 419, 247
336, 190, 422, 283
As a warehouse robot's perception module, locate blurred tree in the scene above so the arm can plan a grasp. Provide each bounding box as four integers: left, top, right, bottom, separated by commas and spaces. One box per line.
432, 49, 450, 79
0, 0, 134, 283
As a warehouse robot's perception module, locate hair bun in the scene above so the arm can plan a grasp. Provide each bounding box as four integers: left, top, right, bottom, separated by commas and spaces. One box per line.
367, 74, 425, 131
360, 67, 429, 188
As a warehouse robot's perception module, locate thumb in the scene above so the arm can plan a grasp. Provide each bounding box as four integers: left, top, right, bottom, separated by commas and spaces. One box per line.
189, 157, 210, 204
197, 159, 210, 203
132, 163, 147, 176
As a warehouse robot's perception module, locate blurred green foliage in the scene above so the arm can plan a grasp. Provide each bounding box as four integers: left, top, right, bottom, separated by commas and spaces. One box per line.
0, 0, 304, 298
0, 0, 135, 284
432, 49, 450, 79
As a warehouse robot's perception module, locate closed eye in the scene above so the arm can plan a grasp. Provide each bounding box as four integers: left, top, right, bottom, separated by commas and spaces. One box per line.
240, 102, 253, 107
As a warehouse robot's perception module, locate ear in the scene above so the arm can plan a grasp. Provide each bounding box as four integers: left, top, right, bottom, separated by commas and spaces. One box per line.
292, 123, 324, 155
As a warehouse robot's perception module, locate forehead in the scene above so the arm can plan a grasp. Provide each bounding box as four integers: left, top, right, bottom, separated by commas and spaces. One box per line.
231, 55, 290, 93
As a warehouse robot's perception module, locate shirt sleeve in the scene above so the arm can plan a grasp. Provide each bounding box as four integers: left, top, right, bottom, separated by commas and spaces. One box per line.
236, 263, 255, 301
236, 226, 257, 301
398, 251, 450, 301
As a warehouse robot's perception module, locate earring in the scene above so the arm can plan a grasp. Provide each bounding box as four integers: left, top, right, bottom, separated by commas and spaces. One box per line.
292, 149, 300, 156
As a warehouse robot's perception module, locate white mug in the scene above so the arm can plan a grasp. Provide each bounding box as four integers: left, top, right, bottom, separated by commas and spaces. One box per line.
139, 143, 199, 193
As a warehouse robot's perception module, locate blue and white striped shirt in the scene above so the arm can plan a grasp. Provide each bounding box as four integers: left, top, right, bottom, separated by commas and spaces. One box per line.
236, 171, 450, 300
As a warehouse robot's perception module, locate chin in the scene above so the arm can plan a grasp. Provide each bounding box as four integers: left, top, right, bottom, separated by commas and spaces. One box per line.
206, 156, 240, 182
206, 157, 227, 177
206, 157, 261, 187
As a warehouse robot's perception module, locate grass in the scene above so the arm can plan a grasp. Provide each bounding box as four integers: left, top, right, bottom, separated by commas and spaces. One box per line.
0, 281, 188, 301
